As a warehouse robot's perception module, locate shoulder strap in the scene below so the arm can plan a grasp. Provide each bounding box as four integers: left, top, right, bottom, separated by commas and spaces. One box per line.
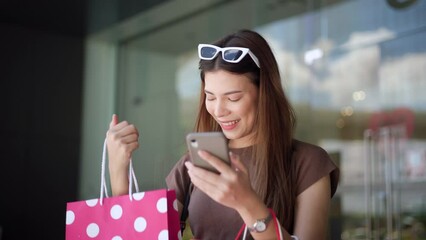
180, 182, 193, 234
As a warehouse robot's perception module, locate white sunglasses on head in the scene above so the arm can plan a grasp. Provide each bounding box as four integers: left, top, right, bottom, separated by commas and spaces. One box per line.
198, 44, 260, 68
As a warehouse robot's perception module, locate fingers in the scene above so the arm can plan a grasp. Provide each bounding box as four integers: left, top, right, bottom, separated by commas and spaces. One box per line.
110, 134, 139, 148
185, 161, 213, 182
185, 154, 253, 209
186, 151, 246, 189
107, 115, 140, 196
197, 150, 232, 175
110, 114, 119, 129
185, 161, 223, 197
185, 161, 219, 183
112, 123, 139, 138
106, 115, 140, 158
108, 120, 139, 139
197, 150, 246, 176
109, 114, 139, 136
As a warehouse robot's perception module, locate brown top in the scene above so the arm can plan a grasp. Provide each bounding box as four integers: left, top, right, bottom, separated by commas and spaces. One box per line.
166, 139, 339, 239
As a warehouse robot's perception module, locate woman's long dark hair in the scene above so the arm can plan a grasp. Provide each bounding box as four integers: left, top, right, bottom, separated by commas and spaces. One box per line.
195, 29, 297, 232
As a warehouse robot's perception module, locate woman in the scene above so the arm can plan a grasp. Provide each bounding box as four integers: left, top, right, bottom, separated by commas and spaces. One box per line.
107, 29, 339, 240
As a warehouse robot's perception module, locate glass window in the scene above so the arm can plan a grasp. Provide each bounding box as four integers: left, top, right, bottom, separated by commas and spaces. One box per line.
115, 0, 426, 238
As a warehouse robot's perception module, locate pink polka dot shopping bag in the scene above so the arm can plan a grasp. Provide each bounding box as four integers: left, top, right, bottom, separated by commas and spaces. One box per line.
65, 140, 181, 240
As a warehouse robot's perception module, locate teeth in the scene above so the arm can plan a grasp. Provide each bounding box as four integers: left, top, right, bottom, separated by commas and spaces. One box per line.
222, 120, 239, 126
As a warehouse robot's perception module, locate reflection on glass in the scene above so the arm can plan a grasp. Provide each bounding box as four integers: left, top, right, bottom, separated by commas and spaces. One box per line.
117, 0, 426, 238
254, 1, 426, 238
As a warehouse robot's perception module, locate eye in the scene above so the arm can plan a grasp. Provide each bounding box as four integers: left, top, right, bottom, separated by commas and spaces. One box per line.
206, 96, 216, 101
228, 94, 242, 102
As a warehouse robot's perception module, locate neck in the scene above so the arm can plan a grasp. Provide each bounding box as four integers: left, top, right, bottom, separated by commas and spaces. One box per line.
228, 135, 255, 148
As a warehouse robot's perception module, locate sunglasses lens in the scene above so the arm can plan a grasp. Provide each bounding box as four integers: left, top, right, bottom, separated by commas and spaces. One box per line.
200, 47, 217, 59
223, 49, 244, 62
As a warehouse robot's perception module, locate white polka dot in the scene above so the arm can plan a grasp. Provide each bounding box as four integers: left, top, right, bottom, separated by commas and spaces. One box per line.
66, 210, 75, 225
111, 236, 122, 240
110, 205, 123, 220
132, 192, 145, 201
173, 199, 178, 212
134, 217, 147, 232
86, 223, 100, 238
156, 197, 167, 213
86, 199, 98, 207
158, 230, 168, 240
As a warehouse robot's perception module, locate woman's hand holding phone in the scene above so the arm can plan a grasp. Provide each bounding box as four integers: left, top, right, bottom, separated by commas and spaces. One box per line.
184, 132, 261, 212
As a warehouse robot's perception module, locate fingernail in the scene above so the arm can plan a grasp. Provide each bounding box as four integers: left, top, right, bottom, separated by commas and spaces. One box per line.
198, 150, 205, 156
184, 161, 190, 168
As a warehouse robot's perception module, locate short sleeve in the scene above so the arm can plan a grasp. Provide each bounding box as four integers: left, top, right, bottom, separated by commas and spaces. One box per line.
293, 140, 340, 197
165, 153, 192, 204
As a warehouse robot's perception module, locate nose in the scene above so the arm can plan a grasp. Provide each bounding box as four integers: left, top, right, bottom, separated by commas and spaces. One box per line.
214, 99, 229, 117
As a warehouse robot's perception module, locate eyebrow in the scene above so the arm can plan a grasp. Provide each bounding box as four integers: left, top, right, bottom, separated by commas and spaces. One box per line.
204, 90, 243, 95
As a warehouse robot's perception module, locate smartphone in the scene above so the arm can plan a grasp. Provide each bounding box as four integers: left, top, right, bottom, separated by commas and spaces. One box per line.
186, 132, 230, 173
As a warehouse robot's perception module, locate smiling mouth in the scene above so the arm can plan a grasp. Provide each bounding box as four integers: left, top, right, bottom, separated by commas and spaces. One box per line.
221, 120, 240, 126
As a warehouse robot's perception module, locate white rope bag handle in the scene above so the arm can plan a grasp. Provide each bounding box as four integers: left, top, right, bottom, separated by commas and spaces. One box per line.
100, 138, 140, 205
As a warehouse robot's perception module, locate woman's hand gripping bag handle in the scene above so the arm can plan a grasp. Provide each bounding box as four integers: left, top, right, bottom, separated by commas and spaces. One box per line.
65, 139, 181, 240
